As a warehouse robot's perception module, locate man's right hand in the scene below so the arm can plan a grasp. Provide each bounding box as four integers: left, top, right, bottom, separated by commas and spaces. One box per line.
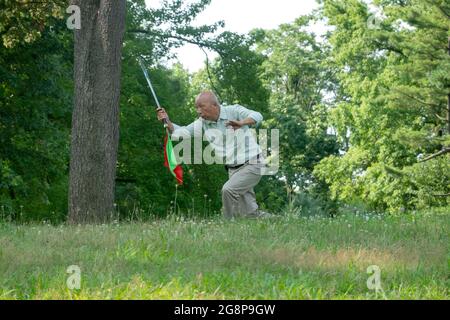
156, 107, 169, 122
156, 107, 174, 133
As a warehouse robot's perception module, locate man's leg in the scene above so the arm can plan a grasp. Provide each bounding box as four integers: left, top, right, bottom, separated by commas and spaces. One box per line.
222, 162, 264, 218
238, 188, 259, 217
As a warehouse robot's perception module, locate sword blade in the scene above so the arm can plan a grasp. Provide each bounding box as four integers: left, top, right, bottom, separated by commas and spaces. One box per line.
138, 57, 161, 109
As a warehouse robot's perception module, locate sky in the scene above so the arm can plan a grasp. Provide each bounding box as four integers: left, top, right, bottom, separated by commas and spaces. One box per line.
144, 0, 324, 72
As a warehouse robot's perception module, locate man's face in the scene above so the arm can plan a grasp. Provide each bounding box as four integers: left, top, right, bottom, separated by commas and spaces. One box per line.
196, 102, 218, 121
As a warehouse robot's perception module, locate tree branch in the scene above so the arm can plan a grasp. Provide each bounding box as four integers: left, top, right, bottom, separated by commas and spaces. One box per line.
199, 46, 223, 101
127, 28, 220, 53
433, 192, 450, 197
419, 147, 450, 162
128, 28, 229, 99
436, 5, 450, 20
396, 89, 445, 110
373, 41, 407, 58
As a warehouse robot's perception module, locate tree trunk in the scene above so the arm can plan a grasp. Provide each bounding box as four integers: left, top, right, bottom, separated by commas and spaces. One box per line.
68, 0, 126, 224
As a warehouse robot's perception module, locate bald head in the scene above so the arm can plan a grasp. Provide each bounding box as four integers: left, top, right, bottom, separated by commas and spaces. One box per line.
195, 91, 220, 107
195, 91, 220, 121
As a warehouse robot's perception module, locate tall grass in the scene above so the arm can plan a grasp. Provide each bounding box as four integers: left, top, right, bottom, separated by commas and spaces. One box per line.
0, 208, 448, 299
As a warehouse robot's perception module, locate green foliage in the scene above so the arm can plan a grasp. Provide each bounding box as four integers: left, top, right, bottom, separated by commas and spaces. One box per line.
0, 19, 73, 221
404, 158, 450, 209
0, 0, 66, 48
315, 0, 450, 212
126, 0, 224, 62
190, 33, 270, 110
253, 17, 339, 211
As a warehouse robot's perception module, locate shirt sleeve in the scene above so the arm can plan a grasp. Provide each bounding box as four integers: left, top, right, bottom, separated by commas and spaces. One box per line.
234, 104, 263, 127
171, 119, 203, 139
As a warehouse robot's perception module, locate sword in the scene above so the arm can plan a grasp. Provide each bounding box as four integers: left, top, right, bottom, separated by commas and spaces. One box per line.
138, 57, 167, 127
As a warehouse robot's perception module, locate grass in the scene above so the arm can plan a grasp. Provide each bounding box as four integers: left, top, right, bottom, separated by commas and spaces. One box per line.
0, 208, 448, 299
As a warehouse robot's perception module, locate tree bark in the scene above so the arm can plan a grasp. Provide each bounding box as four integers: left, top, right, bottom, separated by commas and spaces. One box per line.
68, 0, 126, 224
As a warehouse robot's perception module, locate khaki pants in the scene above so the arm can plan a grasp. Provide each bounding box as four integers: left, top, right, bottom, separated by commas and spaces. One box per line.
221, 161, 265, 218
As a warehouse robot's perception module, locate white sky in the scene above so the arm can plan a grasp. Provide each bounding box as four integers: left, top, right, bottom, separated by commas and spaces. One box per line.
145, 0, 324, 72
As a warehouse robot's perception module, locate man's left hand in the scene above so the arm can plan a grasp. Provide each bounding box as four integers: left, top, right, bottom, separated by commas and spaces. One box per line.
225, 120, 244, 130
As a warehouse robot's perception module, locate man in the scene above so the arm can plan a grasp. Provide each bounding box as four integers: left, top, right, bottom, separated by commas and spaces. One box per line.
156, 91, 267, 218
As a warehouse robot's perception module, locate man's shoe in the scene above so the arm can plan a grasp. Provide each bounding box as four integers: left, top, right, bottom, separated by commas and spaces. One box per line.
255, 210, 277, 218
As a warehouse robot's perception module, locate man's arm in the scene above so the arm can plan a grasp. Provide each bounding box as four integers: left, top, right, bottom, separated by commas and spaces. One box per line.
226, 117, 256, 130
156, 107, 197, 138
225, 105, 263, 130
240, 117, 257, 126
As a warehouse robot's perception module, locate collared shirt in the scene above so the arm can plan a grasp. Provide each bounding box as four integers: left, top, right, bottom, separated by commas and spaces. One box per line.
171, 104, 263, 166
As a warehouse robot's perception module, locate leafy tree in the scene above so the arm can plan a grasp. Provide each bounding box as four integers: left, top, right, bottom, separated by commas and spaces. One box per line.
253, 17, 339, 213
0, 18, 73, 222
0, 0, 66, 48
314, 0, 450, 212
194, 31, 270, 111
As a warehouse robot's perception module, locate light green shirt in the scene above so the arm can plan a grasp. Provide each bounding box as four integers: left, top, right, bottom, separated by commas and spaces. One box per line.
172, 104, 263, 165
